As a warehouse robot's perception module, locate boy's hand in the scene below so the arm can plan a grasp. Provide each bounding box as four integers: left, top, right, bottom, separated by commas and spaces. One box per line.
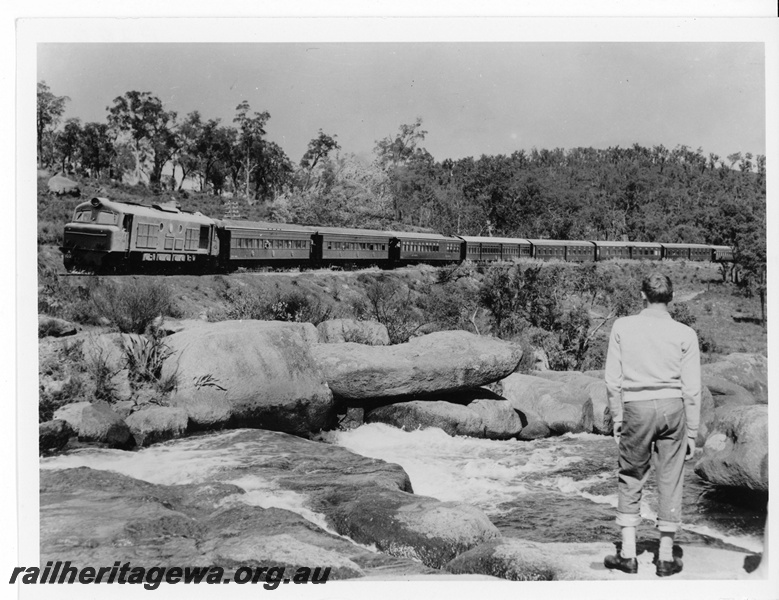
613, 423, 622, 446
685, 437, 696, 461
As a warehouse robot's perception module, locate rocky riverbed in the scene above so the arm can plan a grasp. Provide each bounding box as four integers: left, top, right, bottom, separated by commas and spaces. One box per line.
38, 318, 769, 581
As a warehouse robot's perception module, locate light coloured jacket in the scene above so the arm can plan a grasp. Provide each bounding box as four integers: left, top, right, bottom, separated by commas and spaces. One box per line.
605, 307, 701, 439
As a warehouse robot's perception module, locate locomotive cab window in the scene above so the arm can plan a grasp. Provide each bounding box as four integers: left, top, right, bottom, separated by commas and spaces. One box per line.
96, 210, 118, 225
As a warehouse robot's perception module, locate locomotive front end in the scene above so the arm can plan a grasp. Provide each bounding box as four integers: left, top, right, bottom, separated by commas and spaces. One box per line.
61, 197, 128, 271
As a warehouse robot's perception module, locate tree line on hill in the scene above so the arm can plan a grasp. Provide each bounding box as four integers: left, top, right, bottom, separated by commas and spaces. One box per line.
37, 81, 766, 291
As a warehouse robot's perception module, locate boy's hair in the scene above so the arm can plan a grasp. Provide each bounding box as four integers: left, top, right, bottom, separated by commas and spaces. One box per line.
642, 273, 673, 304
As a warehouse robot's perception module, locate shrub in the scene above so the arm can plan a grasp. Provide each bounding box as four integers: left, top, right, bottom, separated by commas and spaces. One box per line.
670, 302, 697, 327
84, 343, 120, 403
220, 285, 269, 320
38, 221, 63, 245
267, 291, 334, 325
420, 280, 480, 333
90, 278, 175, 333
354, 275, 423, 344
218, 283, 334, 325
38, 339, 90, 422
123, 328, 178, 395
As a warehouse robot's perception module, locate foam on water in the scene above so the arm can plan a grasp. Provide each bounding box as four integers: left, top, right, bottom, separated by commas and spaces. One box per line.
325, 423, 594, 511
327, 423, 764, 552
41, 430, 249, 485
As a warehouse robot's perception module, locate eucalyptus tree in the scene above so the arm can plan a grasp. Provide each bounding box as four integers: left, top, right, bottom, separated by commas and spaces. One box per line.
106, 91, 178, 189
37, 81, 69, 168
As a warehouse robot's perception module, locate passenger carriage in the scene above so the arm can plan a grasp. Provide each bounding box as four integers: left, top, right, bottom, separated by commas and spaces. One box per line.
592, 241, 631, 261
311, 226, 393, 267
711, 245, 735, 262
660, 242, 712, 262
457, 236, 532, 262
528, 239, 595, 262
627, 241, 662, 261
216, 220, 314, 268
389, 231, 462, 266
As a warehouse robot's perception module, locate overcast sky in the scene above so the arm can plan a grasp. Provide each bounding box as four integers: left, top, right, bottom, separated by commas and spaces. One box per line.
37, 42, 765, 165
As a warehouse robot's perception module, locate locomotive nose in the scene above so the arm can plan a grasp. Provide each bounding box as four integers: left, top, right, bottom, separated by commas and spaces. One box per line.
62, 224, 113, 251
61, 224, 116, 271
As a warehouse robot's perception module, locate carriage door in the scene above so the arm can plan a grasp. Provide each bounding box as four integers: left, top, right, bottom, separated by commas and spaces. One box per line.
389, 238, 401, 263
121, 214, 133, 253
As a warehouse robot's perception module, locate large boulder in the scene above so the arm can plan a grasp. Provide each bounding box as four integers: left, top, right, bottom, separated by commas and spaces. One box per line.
326, 488, 500, 569
703, 375, 758, 409
38, 316, 77, 338
161, 318, 320, 345
311, 331, 522, 401
694, 405, 768, 492
499, 374, 594, 435
367, 401, 481, 437
53, 401, 133, 448
316, 319, 390, 345
517, 421, 552, 441
532, 371, 611, 435
162, 321, 335, 434
125, 406, 189, 447
39, 419, 74, 454
467, 399, 524, 440
47, 174, 80, 196
702, 353, 768, 403
696, 386, 716, 446
366, 397, 522, 440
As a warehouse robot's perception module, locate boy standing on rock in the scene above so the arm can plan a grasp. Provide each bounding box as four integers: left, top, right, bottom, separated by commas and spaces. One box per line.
603, 272, 701, 577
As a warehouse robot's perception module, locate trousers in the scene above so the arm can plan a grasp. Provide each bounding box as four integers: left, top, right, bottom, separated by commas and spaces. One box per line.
616, 397, 686, 533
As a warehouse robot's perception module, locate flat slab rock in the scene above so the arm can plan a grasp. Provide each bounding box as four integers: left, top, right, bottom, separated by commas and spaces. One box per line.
40, 467, 432, 579
311, 330, 522, 401
445, 538, 760, 580
41, 428, 498, 571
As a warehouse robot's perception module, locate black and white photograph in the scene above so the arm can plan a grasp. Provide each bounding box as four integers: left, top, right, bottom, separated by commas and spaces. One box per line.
7, 4, 778, 599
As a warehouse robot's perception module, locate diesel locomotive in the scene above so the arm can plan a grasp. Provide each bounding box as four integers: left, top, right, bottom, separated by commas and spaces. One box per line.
60, 197, 735, 273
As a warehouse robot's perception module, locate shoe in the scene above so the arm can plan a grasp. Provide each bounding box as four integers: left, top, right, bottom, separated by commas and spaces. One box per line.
604, 553, 638, 574
656, 557, 683, 577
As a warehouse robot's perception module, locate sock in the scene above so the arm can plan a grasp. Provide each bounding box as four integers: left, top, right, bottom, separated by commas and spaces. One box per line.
621, 526, 637, 559
659, 532, 674, 562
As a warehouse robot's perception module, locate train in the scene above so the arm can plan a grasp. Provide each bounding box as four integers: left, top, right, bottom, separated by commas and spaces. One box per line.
60, 197, 735, 273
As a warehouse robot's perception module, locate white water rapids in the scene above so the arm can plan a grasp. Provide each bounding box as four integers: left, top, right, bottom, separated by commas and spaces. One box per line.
41, 424, 765, 554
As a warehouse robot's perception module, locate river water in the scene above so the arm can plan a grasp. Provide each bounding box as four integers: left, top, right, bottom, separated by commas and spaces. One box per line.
41, 423, 766, 556
325, 423, 766, 554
